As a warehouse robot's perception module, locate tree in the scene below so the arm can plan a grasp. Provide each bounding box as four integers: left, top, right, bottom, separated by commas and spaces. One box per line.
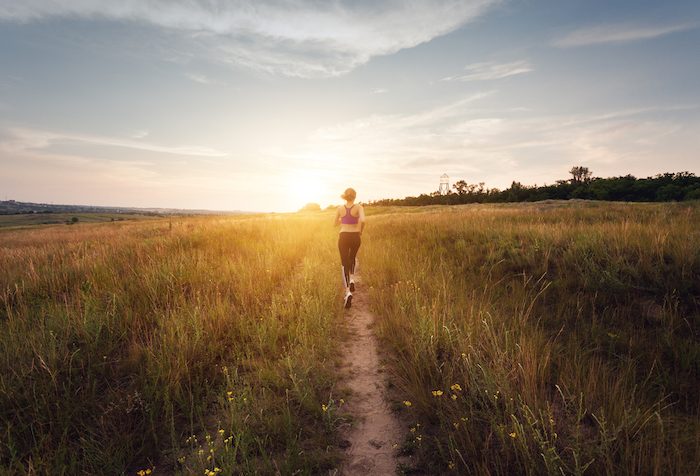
299, 203, 321, 212
569, 166, 592, 184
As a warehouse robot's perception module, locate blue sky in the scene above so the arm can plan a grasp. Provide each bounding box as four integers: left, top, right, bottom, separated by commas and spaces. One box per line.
1, 0, 698, 212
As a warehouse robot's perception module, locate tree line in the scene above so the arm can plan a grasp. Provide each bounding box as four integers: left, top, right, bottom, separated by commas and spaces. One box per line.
368, 168, 700, 207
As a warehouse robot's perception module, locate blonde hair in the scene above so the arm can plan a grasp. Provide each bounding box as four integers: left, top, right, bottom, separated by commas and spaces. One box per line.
341, 188, 356, 201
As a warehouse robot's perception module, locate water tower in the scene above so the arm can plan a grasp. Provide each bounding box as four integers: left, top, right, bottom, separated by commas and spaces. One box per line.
439, 174, 450, 195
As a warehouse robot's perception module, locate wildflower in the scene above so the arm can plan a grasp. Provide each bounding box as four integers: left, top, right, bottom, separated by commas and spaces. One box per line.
450, 383, 462, 391
227, 391, 233, 396
509, 432, 516, 438
449, 461, 455, 469
461, 353, 466, 358
340, 399, 345, 404
451, 394, 457, 400
453, 422, 459, 429
403, 401, 412, 407
432, 390, 443, 396
178, 456, 185, 463
322, 404, 328, 412
219, 429, 225, 436
410, 427, 416, 434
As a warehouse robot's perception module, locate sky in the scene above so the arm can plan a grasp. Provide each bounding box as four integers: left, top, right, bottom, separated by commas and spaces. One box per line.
1, 0, 698, 213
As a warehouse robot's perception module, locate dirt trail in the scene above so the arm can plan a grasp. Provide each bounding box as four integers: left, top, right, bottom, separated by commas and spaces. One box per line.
337, 275, 406, 476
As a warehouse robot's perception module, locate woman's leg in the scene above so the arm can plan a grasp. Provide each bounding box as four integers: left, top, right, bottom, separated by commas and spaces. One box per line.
346, 234, 361, 289
338, 233, 352, 289
338, 232, 361, 293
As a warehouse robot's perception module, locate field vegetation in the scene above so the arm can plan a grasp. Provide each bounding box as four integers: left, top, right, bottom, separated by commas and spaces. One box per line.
1, 214, 347, 474
362, 200, 700, 475
0, 212, 158, 228
1, 201, 699, 475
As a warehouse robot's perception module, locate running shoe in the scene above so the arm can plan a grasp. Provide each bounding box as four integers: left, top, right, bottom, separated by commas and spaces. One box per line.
349, 278, 355, 293
344, 291, 353, 309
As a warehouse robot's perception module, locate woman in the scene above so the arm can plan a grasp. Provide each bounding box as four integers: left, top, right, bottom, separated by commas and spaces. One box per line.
333, 188, 366, 308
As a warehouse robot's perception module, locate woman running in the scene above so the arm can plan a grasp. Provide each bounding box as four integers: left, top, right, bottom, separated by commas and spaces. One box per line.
333, 188, 366, 308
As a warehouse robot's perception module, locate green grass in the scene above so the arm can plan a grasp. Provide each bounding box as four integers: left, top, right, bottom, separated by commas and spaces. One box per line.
0, 212, 157, 228
362, 201, 700, 475
2, 202, 699, 475
0, 213, 348, 474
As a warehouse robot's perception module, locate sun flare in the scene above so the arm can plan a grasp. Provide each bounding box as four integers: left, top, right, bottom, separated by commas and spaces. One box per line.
289, 175, 327, 208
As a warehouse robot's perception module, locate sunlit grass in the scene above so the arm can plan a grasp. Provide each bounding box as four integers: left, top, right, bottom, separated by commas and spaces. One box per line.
2, 201, 699, 475
363, 201, 700, 475
0, 213, 347, 474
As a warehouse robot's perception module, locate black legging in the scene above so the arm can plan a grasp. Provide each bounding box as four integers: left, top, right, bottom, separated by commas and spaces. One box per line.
338, 232, 361, 288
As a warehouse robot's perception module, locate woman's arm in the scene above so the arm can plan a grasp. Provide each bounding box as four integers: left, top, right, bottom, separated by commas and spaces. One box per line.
358, 205, 366, 234
333, 206, 342, 227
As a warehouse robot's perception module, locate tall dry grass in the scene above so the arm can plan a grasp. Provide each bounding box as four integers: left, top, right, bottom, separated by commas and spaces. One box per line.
1, 213, 348, 475
362, 201, 700, 475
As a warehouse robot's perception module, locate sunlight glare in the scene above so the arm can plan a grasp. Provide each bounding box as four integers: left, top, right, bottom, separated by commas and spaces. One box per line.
289, 174, 327, 208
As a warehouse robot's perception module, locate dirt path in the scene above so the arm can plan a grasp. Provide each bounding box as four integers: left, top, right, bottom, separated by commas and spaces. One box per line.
337, 275, 406, 476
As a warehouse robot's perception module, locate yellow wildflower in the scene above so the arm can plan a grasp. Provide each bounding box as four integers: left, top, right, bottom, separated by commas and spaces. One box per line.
404, 401, 412, 407
451, 394, 457, 400
450, 383, 462, 391
322, 404, 328, 412
509, 432, 516, 438
432, 390, 443, 396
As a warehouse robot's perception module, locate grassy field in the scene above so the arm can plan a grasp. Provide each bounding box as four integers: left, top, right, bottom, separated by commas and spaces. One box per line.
0, 213, 158, 229
1, 202, 699, 475
1, 213, 347, 475
362, 201, 700, 475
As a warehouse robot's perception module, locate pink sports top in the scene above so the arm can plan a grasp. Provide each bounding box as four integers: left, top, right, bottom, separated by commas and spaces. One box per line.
341, 206, 359, 225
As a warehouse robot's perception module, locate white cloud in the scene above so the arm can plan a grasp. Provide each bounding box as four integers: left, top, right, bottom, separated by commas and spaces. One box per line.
282, 97, 696, 195
0, 0, 504, 77
185, 73, 220, 84
0, 125, 228, 157
442, 60, 533, 81
552, 22, 696, 47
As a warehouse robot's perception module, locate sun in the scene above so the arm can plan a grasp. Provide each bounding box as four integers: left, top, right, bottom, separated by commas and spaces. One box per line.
289, 175, 327, 208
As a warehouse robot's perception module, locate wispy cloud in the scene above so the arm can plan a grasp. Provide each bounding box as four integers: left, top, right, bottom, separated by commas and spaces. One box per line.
0, 0, 504, 77
286, 97, 692, 194
185, 73, 220, 85
552, 22, 696, 47
442, 60, 533, 82
0, 125, 228, 158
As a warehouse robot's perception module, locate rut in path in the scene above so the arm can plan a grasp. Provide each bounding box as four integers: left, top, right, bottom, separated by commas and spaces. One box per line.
337, 275, 407, 476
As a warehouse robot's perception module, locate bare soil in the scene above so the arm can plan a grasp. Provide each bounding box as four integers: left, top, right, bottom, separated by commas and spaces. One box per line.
337, 275, 407, 476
